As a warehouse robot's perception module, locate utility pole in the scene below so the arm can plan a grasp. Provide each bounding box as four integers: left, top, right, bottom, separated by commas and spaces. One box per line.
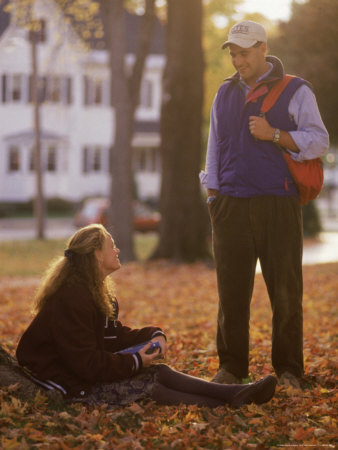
29, 20, 45, 239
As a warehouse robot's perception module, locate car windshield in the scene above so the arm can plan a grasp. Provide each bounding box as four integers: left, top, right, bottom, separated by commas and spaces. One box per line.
82, 204, 99, 218
134, 203, 152, 217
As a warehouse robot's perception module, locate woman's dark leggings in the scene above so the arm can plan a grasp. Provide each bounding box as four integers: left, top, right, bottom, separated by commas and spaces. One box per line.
151, 364, 246, 407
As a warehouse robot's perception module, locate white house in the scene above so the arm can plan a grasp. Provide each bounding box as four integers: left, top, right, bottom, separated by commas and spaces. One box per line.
0, 0, 165, 204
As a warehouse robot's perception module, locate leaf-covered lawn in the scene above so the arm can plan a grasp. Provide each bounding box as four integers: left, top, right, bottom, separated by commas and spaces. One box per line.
0, 262, 337, 449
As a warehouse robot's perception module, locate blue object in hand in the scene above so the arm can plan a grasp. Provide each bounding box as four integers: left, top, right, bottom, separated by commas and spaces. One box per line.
117, 340, 161, 355
145, 341, 161, 354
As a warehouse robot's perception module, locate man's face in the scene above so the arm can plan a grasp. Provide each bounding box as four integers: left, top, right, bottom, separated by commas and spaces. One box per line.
228, 42, 267, 87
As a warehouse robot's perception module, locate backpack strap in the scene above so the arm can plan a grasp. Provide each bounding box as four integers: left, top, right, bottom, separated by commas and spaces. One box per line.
245, 84, 269, 104
245, 76, 280, 105
260, 74, 296, 114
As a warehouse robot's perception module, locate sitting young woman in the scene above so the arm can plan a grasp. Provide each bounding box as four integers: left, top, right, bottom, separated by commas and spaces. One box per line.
16, 224, 277, 409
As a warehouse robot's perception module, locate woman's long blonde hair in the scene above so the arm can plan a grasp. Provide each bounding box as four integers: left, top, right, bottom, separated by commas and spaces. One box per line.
34, 224, 115, 317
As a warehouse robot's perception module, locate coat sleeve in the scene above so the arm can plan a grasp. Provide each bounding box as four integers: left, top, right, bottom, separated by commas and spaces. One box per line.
103, 316, 165, 353
51, 287, 142, 383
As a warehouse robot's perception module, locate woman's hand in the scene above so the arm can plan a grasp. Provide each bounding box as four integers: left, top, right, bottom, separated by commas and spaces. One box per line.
151, 335, 167, 356
138, 343, 161, 367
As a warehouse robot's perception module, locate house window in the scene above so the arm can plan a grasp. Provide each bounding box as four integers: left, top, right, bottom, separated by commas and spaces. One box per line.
12, 74, 22, 101
140, 78, 153, 108
49, 76, 61, 103
134, 147, 159, 172
28, 75, 47, 103
47, 146, 57, 171
29, 146, 58, 171
37, 19, 47, 43
93, 147, 101, 171
8, 146, 20, 172
83, 146, 106, 172
28, 75, 72, 104
149, 147, 158, 172
94, 80, 103, 104
83, 76, 109, 106
28, 18, 46, 43
29, 148, 35, 171
139, 149, 147, 171
39, 76, 47, 102
1, 74, 27, 102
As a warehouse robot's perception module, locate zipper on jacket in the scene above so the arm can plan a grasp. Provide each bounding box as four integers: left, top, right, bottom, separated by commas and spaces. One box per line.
284, 177, 289, 191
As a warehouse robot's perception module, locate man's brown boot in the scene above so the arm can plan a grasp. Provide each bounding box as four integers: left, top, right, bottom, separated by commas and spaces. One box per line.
211, 367, 241, 384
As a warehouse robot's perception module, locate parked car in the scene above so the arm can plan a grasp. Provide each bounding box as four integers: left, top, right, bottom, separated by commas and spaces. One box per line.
74, 198, 160, 233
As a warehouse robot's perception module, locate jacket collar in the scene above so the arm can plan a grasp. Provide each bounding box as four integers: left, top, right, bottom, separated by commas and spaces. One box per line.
226, 55, 285, 85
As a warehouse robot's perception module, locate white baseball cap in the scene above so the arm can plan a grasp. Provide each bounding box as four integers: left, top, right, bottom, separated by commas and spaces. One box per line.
222, 20, 267, 49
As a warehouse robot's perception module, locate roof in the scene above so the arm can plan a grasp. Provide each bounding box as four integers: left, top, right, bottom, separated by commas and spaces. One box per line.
0, 1, 165, 55
4, 129, 68, 143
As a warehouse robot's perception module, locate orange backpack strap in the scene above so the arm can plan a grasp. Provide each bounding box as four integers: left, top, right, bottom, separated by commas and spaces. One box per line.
260, 75, 296, 114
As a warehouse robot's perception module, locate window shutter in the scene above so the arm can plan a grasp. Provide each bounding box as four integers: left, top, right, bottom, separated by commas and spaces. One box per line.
2, 74, 7, 103
66, 77, 72, 104
84, 76, 89, 105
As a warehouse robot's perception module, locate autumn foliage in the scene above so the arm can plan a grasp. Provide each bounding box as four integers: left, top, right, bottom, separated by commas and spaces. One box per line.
0, 262, 337, 448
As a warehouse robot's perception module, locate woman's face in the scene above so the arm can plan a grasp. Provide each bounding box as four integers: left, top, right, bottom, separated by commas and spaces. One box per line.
95, 234, 121, 278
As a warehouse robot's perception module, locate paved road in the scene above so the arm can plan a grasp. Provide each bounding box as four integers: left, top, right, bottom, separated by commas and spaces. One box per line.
0, 217, 77, 241
302, 232, 338, 265
0, 217, 338, 265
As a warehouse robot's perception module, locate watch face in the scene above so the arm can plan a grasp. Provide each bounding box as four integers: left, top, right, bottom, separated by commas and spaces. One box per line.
273, 129, 280, 142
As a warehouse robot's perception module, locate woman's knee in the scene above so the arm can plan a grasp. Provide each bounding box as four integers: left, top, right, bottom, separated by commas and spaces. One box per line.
154, 363, 172, 380
155, 363, 171, 373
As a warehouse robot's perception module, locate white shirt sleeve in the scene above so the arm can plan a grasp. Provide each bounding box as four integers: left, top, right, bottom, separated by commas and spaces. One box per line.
287, 84, 329, 161
199, 94, 220, 190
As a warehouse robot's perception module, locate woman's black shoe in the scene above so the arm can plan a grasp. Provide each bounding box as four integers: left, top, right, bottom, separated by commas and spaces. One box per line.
230, 375, 277, 408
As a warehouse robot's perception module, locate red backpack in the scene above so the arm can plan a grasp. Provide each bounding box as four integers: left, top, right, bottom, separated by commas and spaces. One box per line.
260, 75, 324, 205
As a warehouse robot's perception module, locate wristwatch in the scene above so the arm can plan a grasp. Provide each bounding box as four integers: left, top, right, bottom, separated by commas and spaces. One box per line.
272, 128, 281, 143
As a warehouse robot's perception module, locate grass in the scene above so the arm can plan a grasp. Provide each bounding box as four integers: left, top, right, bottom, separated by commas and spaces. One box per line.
0, 239, 67, 277
134, 232, 158, 261
0, 234, 159, 277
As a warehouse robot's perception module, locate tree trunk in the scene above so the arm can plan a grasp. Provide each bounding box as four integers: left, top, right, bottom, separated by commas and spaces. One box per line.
100, 0, 156, 262
30, 24, 45, 240
153, 0, 209, 261
0, 344, 63, 405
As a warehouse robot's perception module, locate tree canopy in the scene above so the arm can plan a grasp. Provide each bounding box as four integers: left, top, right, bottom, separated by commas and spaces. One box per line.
269, 0, 338, 143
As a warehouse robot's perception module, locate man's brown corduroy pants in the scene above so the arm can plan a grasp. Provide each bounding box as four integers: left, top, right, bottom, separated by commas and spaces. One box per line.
209, 195, 304, 379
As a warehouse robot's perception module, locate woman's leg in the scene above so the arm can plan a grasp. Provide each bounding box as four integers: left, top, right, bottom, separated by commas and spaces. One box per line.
151, 364, 277, 407
151, 383, 225, 407
155, 364, 242, 402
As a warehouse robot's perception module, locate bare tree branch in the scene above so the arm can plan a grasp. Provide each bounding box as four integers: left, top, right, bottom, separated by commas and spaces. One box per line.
129, 0, 156, 108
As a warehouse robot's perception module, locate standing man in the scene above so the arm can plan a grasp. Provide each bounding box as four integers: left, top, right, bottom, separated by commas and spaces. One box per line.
200, 21, 329, 388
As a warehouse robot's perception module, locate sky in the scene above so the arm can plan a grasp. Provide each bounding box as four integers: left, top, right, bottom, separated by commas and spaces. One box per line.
236, 0, 301, 22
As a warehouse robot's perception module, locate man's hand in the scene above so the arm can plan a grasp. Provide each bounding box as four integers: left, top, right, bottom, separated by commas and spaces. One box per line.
249, 115, 300, 152
207, 188, 219, 197
249, 115, 274, 141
